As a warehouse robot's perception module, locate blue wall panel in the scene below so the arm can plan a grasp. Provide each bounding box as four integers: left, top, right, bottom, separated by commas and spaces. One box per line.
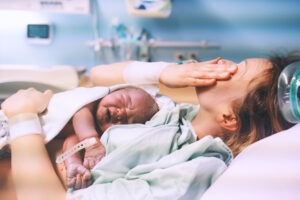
0, 0, 299, 70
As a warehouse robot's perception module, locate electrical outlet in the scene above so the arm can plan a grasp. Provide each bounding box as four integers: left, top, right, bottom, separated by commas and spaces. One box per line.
187, 51, 199, 61
174, 51, 187, 61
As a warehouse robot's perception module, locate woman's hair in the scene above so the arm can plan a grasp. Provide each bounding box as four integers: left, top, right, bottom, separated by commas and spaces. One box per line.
225, 51, 300, 156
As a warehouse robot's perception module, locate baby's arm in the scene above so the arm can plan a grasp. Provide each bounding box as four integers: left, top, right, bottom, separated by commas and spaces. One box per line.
72, 102, 105, 169
72, 102, 99, 141
62, 135, 92, 189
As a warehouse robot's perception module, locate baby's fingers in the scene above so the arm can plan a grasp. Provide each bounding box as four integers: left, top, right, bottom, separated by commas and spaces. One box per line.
83, 158, 96, 170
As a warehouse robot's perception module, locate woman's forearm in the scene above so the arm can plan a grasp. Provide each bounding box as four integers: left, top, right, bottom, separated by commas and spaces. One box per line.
89, 58, 237, 88
1, 89, 66, 200
90, 61, 132, 86
11, 134, 66, 200
90, 61, 170, 86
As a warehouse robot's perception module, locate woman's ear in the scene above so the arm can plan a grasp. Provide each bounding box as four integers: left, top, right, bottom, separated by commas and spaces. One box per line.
216, 113, 238, 132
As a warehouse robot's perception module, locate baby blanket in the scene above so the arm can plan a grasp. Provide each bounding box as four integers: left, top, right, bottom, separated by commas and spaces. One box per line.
67, 103, 233, 200
42, 84, 134, 142
0, 84, 130, 148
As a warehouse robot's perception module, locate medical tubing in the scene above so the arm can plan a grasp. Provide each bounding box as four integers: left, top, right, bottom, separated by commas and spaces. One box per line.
123, 61, 169, 84
8, 113, 42, 141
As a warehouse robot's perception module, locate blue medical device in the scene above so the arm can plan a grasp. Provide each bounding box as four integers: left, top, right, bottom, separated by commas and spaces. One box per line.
278, 61, 300, 123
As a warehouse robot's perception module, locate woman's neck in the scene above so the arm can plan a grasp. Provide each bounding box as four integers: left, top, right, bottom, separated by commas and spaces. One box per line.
191, 108, 222, 139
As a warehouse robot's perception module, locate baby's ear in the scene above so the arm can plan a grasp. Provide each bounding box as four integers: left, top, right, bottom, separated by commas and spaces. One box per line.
216, 113, 238, 132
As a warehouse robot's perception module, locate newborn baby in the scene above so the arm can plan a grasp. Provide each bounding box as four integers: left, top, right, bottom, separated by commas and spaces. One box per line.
61, 87, 159, 189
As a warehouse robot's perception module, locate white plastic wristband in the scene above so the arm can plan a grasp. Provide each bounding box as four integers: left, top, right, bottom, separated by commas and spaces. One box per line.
8, 113, 42, 141
56, 137, 98, 164
123, 61, 170, 84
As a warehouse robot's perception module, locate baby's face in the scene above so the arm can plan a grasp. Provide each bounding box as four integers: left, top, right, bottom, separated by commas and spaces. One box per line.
95, 88, 153, 132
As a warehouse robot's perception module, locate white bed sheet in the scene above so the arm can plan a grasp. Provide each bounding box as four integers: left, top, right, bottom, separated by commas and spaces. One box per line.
201, 124, 300, 200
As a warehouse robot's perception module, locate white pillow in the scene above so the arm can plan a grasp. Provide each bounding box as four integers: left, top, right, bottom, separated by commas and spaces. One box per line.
201, 124, 300, 200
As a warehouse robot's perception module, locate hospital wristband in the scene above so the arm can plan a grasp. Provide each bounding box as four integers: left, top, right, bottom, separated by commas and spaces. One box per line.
56, 137, 98, 164
123, 61, 170, 84
8, 113, 42, 141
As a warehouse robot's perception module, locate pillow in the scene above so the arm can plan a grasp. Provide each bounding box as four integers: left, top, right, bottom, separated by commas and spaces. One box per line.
201, 124, 300, 200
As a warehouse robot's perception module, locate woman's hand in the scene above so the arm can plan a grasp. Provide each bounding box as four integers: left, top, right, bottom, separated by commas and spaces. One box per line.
159, 58, 238, 88
1, 88, 53, 118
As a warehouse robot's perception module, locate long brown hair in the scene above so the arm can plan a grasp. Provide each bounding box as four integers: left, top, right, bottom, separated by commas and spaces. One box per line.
224, 51, 300, 156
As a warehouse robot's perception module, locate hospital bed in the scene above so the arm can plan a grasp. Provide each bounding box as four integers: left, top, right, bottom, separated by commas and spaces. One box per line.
0, 65, 83, 102
0, 66, 299, 200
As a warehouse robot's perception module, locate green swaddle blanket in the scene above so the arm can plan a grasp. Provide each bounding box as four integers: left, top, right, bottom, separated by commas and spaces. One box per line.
67, 103, 233, 200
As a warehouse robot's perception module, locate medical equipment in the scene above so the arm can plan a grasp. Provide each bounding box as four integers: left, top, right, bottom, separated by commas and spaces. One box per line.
278, 61, 300, 123
27, 23, 53, 45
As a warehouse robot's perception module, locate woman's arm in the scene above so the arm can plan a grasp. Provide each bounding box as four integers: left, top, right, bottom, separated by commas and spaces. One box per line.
1, 88, 66, 200
90, 61, 132, 86
90, 58, 237, 88
11, 135, 66, 200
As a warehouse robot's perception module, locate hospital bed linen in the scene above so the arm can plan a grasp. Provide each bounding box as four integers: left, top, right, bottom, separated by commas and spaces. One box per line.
67, 103, 233, 200
201, 123, 300, 200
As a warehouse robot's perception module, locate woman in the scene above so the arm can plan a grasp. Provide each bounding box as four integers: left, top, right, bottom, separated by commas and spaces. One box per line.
90, 53, 299, 156
2, 51, 299, 200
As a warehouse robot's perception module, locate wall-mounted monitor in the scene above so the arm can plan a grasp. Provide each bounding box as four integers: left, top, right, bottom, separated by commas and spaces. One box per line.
27, 23, 52, 45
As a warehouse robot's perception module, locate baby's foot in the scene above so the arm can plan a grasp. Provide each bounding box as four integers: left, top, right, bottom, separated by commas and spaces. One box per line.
83, 141, 106, 170
66, 163, 92, 190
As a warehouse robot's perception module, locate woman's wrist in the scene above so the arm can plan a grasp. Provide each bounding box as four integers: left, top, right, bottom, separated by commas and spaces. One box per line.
123, 61, 170, 84
8, 113, 42, 141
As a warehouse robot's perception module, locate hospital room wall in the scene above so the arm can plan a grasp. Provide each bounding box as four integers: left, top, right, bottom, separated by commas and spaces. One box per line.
0, 0, 299, 70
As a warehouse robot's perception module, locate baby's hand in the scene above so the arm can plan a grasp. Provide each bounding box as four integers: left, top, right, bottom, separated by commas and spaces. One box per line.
83, 139, 105, 169
66, 163, 92, 190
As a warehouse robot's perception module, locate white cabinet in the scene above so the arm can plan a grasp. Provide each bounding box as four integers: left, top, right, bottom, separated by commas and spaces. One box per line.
0, 0, 90, 14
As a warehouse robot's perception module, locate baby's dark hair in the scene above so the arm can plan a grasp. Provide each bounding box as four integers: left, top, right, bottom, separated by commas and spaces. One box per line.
225, 51, 300, 156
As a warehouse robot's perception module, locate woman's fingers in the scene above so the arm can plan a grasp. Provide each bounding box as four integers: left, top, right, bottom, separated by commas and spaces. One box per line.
184, 78, 217, 87
190, 63, 238, 74
160, 59, 238, 88
188, 70, 232, 80
36, 89, 53, 113
201, 57, 222, 64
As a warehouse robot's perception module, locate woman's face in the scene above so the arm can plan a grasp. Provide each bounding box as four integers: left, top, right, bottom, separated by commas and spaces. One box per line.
196, 58, 272, 112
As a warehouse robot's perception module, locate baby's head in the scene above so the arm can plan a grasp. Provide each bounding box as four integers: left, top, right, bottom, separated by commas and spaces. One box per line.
95, 87, 159, 133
